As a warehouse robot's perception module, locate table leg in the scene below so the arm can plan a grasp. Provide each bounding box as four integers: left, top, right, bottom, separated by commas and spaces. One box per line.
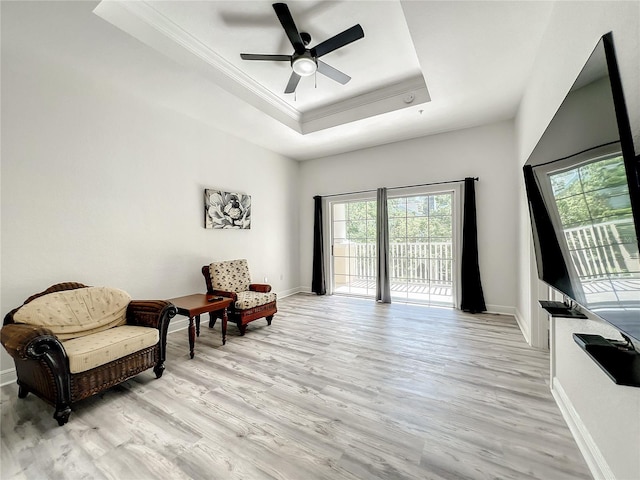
188, 316, 195, 359
222, 308, 228, 345
196, 314, 201, 337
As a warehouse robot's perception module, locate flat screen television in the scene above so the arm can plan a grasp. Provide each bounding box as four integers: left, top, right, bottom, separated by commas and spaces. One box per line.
523, 32, 640, 343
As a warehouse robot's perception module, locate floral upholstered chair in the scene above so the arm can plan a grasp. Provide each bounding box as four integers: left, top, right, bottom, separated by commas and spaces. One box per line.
202, 259, 276, 335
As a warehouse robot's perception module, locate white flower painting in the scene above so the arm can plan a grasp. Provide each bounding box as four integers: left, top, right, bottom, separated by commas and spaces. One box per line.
204, 190, 251, 229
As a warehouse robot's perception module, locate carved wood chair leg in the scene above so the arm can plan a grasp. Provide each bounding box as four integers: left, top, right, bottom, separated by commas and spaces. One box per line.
54, 405, 72, 426
17, 384, 29, 399
266, 315, 273, 326
153, 362, 165, 378
209, 312, 217, 329
238, 323, 247, 336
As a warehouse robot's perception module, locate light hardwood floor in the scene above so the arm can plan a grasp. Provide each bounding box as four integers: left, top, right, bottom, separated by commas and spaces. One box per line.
1, 294, 592, 480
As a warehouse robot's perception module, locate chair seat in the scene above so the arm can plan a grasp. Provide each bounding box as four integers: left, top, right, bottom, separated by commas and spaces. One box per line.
235, 291, 277, 310
62, 325, 159, 373
202, 260, 277, 336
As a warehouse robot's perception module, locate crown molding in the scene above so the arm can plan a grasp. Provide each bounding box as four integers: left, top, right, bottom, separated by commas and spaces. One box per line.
301, 76, 430, 133
93, 1, 431, 134
303, 76, 428, 123
94, 0, 302, 131
118, 1, 301, 120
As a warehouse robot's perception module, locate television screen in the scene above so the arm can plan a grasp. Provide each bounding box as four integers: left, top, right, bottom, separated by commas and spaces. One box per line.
524, 33, 640, 342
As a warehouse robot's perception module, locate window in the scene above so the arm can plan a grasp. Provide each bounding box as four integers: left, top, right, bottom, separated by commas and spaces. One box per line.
547, 154, 639, 305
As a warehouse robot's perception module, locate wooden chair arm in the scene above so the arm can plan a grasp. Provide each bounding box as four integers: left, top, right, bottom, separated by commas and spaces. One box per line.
211, 290, 238, 301
1, 323, 59, 360
127, 300, 177, 329
127, 300, 176, 369
249, 284, 272, 293
2, 323, 72, 424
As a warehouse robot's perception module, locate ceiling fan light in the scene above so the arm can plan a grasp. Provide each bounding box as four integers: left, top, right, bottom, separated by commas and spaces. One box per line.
292, 56, 317, 76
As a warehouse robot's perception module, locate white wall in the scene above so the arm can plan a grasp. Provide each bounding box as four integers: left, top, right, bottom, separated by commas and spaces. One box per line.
299, 121, 518, 315
1, 47, 300, 377
515, 2, 640, 478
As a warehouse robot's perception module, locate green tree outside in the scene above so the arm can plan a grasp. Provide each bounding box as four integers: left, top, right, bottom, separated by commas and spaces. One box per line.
343, 194, 453, 241
551, 155, 632, 227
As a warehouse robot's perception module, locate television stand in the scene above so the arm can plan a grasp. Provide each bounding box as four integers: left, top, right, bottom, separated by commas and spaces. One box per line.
573, 333, 640, 387
539, 300, 587, 318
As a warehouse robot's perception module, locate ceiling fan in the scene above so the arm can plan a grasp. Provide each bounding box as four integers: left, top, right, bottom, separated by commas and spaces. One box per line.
240, 3, 364, 94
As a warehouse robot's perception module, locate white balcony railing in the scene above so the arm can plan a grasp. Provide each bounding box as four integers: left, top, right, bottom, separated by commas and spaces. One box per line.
338, 242, 453, 283
343, 222, 636, 285
564, 220, 639, 279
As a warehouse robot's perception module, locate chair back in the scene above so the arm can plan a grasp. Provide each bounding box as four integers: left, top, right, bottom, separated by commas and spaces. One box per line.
208, 259, 251, 293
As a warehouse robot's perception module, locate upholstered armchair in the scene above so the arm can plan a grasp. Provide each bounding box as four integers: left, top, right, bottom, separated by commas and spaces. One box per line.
202, 259, 277, 335
1, 282, 177, 426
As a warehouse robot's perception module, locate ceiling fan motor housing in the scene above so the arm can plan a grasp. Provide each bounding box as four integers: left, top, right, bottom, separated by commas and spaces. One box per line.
300, 32, 312, 46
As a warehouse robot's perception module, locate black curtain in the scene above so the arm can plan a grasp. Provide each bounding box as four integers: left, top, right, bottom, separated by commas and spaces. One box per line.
460, 177, 486, 313
311, 195, 326, 295
523, 165, 575, 299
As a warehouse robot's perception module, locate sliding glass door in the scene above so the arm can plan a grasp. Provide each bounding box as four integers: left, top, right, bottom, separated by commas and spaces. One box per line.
329, 189, 456, 306
388, 193, 455, 306
331, 199, 377, 296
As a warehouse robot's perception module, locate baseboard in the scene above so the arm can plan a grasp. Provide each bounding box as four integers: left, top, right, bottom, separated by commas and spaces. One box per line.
276, 287, 303, 298
514, 307, 531, 345
167, 316, 189, 335
289, 291, 518, 314
1, 367, 17, 387
484, 304, 516, 316
551, 377, 615, 480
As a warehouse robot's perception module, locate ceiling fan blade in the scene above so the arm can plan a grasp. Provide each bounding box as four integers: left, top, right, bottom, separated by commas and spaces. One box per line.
284, 71, 301, 94
273, 3, 306, 55
317, 61, 351, 85
241, 54, 292, 61
311, 24, 364, 58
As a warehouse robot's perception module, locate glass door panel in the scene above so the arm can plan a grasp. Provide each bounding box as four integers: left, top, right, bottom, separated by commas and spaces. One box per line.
331, 200, 377, 297
388, 191, 454, 306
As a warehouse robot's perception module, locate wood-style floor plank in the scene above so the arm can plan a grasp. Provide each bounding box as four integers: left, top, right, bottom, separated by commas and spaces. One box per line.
1, 294, 592, 479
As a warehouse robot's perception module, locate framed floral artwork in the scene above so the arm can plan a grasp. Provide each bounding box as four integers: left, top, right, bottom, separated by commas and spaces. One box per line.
204, 190, 251, 229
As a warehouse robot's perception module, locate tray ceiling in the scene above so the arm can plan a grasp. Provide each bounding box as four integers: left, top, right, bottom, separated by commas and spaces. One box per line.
2, 1, 556, 160
94, 1, 430, 134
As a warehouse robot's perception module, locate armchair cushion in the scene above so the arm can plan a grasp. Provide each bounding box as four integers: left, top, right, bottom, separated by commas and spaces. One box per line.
209, 259, 251, 292
62, 325, 159, 373
12, 287, 130, 340
235, 291, 277, 310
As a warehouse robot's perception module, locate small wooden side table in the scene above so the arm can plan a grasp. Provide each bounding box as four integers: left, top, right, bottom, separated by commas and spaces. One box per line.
167, 294, 233, 358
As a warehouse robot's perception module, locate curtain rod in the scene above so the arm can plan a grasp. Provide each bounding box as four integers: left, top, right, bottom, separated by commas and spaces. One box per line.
319, 177, 478, 199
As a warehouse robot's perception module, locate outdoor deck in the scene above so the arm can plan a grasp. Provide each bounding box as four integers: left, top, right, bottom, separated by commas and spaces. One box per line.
334, 278, 453, 305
